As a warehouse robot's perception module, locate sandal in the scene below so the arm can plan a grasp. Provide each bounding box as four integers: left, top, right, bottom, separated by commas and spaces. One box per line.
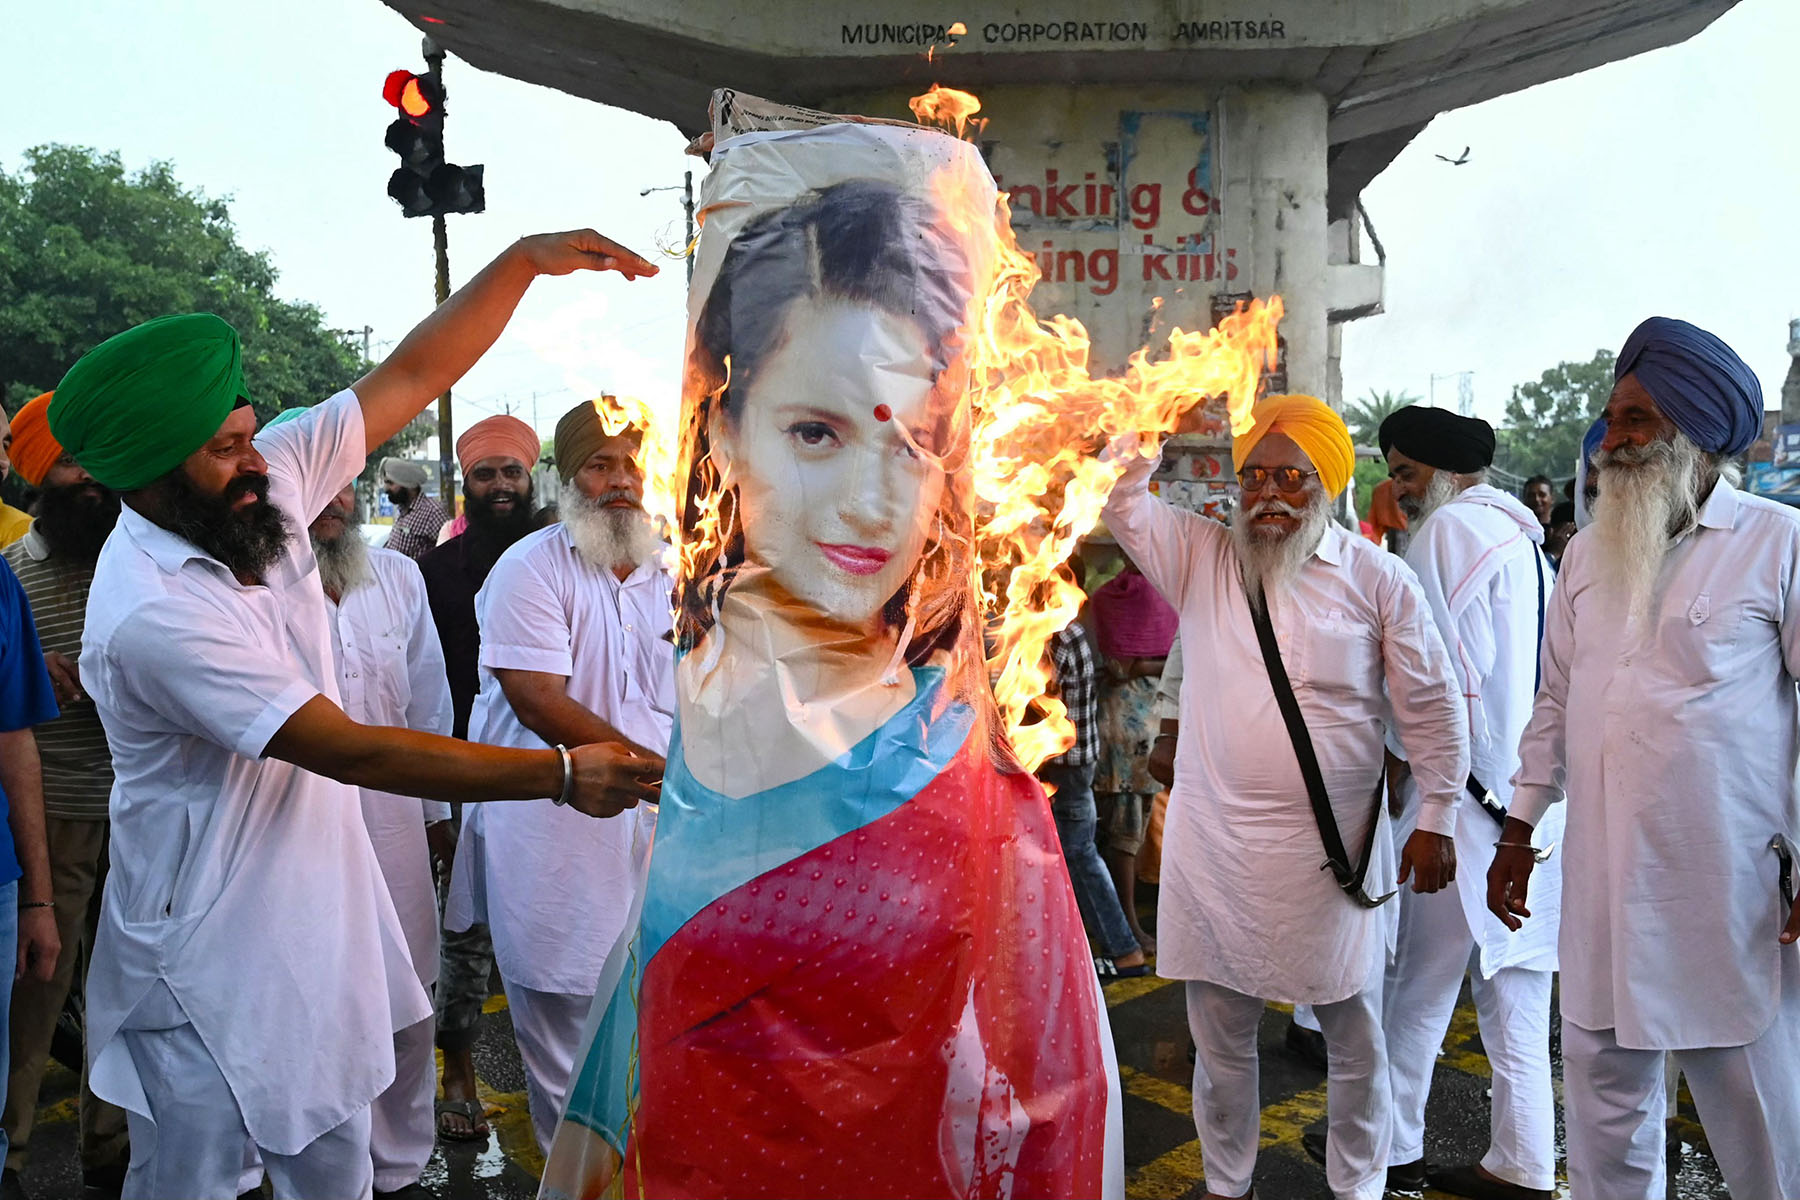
1094, 955, 1153, 980
436, 1096, 490, 1142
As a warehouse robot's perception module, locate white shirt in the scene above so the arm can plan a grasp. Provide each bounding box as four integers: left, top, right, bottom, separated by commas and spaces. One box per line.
1400, 484, 1562, 976
447, 522, 675, 994
1103, 449, 1468, 1002
1511, 479, 1800, 1048
82, 391, 429, 1155
325, 545, 454, 988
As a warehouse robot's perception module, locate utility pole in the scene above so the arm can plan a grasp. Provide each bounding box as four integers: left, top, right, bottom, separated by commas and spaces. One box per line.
424, 37, 456, 508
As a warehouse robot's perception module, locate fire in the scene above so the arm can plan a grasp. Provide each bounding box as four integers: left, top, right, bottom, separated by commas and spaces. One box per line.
908, 85, 985, 139
915, 90, 1281, 770
604, 88, 1281, 773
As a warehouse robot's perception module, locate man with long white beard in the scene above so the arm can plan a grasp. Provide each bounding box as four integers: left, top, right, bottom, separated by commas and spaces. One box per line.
1102, 394, 1468, 1200
1492, 317, 1800, 1199
446, 399, 674, 1156
1368, 405, 1561, 1200
300, 472, 452, 1199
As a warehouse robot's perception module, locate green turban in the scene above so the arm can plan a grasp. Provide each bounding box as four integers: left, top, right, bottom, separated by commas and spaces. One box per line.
554, 400, 605, 484
49, 313, 253, 491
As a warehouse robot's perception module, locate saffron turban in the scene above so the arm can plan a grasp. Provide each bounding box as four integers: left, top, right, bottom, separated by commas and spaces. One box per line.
457, 415, 541, 474
7, 393, 60, 488
1232, 393, 1355, 498
49, 313, 253, 492
1616, 317, 1762, 456
381, 457, 429, 489
1377, 405, 1495, 473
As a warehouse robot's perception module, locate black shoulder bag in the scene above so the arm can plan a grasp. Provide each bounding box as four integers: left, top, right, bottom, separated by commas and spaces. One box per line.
1247, 591, 1395, 909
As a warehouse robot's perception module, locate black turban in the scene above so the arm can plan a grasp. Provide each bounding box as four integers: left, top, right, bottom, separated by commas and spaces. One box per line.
1378, 405, 1495, 473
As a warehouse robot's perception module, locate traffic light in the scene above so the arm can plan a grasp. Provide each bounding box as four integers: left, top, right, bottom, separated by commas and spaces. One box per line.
382, 67, 484, 217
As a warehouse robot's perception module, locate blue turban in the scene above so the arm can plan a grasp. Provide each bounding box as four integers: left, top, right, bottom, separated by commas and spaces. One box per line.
1574, 416, 1606, 530
1616, 317, 1762, 456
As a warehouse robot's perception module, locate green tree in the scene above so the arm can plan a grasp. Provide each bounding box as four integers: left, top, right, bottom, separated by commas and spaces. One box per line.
1352, 456, 1388, 521
0, 146, 420, 463
1342, 388, 1420, 447
1494, 350, 1615, 479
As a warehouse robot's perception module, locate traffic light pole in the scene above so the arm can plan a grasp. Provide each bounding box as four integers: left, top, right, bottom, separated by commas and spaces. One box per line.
433, 210, 454, 507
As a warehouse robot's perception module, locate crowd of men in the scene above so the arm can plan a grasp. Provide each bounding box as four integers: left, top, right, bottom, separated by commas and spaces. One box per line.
0, 218, 1795, 1200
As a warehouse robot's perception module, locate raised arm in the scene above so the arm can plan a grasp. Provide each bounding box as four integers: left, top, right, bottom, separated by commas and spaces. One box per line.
353, 230, 656, 453
1098, 435, 1214, 612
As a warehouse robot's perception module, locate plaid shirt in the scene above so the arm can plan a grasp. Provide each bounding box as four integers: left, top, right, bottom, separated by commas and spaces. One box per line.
1048, 622, 1099, 767
385, 494, 451, 561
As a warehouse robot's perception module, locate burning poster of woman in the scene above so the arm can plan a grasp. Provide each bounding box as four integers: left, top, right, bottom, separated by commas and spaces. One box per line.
538, 111, 1121, 1198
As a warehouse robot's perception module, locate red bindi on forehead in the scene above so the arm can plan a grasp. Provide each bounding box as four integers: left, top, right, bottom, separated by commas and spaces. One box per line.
872, 404, 892, 423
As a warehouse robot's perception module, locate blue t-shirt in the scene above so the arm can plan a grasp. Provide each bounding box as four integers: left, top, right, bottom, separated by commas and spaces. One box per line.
0, 556, 60, 886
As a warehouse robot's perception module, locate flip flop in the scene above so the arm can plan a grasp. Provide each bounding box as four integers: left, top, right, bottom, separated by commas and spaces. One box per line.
1094, 955, 1153, 980
436, 1096, 490, 1142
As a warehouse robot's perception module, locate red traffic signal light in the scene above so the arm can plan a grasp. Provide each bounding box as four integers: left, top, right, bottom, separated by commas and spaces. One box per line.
383, 70, 441, 120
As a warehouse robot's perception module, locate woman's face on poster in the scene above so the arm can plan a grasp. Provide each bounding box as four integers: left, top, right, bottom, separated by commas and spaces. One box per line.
717, 297, 947, 630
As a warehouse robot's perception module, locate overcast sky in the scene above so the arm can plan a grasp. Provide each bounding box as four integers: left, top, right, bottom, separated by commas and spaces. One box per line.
5, 0, 1794, 442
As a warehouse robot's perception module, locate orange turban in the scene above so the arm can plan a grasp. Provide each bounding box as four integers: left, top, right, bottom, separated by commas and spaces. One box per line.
455, 415, 540, 475
1231, 393, 1355, 498
8, 393, 61, 488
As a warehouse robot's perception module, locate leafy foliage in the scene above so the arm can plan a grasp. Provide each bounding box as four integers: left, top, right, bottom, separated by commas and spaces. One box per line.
0, 145, 422, 465
1341, 388, 1420, 448
1494, 350, 1616, 479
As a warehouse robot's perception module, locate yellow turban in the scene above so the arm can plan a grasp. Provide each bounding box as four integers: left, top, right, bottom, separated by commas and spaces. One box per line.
1231, 393, 1354, 498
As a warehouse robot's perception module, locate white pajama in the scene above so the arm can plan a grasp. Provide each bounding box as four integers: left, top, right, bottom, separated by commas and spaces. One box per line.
1564, 980, 1800, 1200
120, 1016, 372, 1200
370, 1016, 436, 1192
1383, 879, 1553, 1188
1187, 967, 1391, 1200
506, 986, 594, 1157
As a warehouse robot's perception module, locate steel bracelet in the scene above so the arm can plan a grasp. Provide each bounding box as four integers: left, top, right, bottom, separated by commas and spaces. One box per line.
553, 744, 574, 807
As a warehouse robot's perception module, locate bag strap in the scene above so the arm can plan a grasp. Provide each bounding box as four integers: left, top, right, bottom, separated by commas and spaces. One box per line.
1247, 587, 1394, 908
1470, 544, 1551, 826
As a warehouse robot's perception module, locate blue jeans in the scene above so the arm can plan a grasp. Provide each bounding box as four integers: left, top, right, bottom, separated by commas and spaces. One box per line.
1040, 762, 1139, 959
0, 879, 18, 1165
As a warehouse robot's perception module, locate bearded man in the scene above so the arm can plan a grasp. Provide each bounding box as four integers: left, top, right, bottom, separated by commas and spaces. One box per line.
47, 229, 662, 1200
445, 400, 675, 1157
1102, 394, 1468, 1200
0, 393, 130, 1195
416, 412, 540, 1143
297, 467, 453, 1198
1493, 318, 1800, 1200
1368, 405, 1561, 1200
381, 458, 449, 561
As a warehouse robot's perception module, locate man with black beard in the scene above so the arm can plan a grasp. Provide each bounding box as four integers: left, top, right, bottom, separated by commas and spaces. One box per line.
1494, 318, 1800, 1199
1103, 395, 1467, 1200
444, 400, 674, 1156
45, 230, 663, 1200
0, 393, 130, 1197
416, 414, 540, 1143
302, 478, 452, 1197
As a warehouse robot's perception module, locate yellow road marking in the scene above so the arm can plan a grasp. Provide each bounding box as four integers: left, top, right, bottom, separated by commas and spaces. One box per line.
1106, 974, 1176, 1007
1126, 1139, 1205, 1200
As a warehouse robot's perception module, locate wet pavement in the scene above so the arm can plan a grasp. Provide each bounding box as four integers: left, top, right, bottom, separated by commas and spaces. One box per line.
16, 976, 1728, 1199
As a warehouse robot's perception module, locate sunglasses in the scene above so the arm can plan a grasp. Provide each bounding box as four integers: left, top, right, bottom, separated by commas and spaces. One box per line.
1236, 466, 1319, 495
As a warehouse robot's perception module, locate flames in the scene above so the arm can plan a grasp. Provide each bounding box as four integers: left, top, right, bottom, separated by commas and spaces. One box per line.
915, 89, 1281, 770
595, 87, 1281, 773
908, 84, 985, 139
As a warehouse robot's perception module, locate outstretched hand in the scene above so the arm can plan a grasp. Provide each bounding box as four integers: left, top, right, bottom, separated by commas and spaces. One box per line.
564, 741, 665, 819
519, 229, 658, 280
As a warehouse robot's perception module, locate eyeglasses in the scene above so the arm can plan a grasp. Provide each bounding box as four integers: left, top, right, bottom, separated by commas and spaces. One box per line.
1236, 466, 1319, 495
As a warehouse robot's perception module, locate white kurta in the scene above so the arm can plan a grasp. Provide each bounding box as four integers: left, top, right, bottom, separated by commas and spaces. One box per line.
1400, 485, 1563, 976
82, 390, 429, 1156
1103, 449, 1468, 1003
325, 546, 454, 988
1512, 479, 1800, 1049
446, 523, 675, 994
